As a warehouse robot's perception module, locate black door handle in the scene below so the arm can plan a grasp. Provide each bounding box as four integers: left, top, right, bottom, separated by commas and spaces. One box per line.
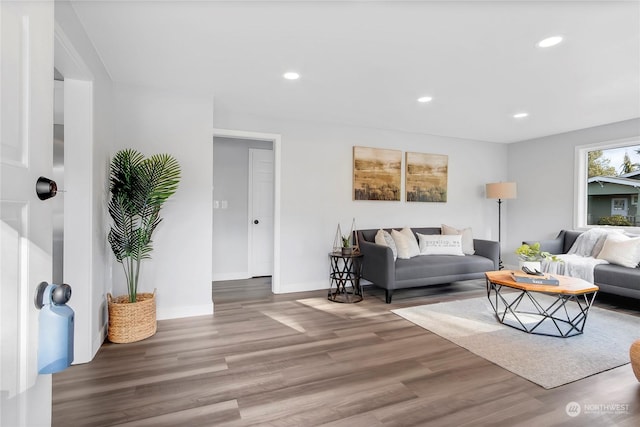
254, 220, 259, 224
36, 177, 58, 200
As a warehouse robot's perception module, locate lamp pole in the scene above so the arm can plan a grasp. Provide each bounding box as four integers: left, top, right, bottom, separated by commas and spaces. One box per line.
485, 182, 517, 271
497, 198, 504, 270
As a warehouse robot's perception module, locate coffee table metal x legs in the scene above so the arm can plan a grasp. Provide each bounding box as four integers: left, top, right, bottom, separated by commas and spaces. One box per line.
486, 279, 598, 338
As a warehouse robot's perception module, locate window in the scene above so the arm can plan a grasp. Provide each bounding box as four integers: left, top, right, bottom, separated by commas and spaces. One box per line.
576, 138, 640, 228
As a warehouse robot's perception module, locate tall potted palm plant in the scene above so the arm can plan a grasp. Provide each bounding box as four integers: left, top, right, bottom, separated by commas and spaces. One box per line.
107, 148, 180, 343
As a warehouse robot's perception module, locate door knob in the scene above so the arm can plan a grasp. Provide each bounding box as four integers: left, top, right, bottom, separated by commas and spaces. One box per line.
254, 220, 259, 224
36, 176, 58, 200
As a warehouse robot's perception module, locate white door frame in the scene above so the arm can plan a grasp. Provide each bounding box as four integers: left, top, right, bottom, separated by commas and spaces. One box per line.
54, 23, 99, 364
212, 128, 281, 294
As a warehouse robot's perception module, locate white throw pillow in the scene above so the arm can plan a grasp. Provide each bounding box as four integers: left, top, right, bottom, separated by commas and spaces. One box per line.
390, 229, 412, 259
400, 227, 421, 258
441, 224, 475, 255
375, 229, 397, 261
596, 234, 640, 268
417, 233, 465, 256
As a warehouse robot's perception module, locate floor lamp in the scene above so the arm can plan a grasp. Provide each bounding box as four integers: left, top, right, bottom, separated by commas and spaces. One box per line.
486, 182, 517, 270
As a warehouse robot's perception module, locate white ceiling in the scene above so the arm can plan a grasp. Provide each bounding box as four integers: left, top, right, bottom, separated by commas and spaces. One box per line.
70, 1, 640, 143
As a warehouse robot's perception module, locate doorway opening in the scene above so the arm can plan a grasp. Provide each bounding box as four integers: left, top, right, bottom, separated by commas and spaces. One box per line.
212, 129, 281, 295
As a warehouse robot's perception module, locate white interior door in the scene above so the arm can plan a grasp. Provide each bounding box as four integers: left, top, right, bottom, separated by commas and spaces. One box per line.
1, 1, 54, 425
248, 149, 274, 277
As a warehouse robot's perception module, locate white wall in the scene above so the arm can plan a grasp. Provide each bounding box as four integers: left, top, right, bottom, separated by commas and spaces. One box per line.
114, 84, 214, 319
505, 118, 640, 267
213, 111, 508, 293
55, 2, 115, 363
212, 137, 272, 280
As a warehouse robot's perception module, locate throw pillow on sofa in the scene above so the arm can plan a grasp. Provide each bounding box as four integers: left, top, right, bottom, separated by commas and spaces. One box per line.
596, 233, 640, 268
390, 229, 412, 259
375, 229, 397, 261
390, 229, 420, 259
441, 224, 475, 255
567, 227, 620, 257
400, 227, 421, 258
417, 233, 465, 256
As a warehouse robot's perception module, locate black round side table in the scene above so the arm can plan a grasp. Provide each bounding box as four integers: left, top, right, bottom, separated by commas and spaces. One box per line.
328, 252, 364, 303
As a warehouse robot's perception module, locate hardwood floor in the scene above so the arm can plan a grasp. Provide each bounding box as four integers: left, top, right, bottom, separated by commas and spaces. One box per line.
53, 279, 640, 426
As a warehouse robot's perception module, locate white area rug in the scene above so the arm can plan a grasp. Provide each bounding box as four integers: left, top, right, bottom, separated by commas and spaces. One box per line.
392, 297, 639, 389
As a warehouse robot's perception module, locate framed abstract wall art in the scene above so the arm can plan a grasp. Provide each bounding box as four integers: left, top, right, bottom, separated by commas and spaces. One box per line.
353, 146, 401, 201
405, 152, 448, 202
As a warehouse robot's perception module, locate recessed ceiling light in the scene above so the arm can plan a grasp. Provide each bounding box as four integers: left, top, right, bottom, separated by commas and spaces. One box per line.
513, 112, 529, 119
537, 36, 563, 48
283, 72, 300, 80
417, 96, 433, 103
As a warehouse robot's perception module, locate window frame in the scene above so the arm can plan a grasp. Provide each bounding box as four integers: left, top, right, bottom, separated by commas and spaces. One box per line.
574, 136, 640, 231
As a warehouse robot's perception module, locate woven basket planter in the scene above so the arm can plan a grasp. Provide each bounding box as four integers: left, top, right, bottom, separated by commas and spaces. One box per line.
631, 339, 640, 382
107, 291, 157, 343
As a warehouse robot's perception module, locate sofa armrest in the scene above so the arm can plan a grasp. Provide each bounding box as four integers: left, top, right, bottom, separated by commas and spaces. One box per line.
473, 239, 499, 270
358, 239, 395, 289
523, 230, 566, 255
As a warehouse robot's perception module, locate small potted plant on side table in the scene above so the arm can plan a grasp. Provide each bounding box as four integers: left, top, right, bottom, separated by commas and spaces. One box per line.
341, 235, 353, 256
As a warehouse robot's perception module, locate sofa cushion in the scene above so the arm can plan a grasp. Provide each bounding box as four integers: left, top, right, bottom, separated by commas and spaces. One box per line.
395, 254, 493, 282
597, 234, 640, 268
594, 263, 640, 290
375, 229, 397, 261
442, 224, 475, 255
417, 233, 464, 256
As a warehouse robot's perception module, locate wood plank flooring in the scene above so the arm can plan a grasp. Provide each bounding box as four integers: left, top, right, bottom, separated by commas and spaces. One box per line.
52, 279, 640, 426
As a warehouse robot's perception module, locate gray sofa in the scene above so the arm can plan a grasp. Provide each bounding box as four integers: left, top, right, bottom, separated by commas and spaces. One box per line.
356, 227, 499, 303
532, 229, 640, 299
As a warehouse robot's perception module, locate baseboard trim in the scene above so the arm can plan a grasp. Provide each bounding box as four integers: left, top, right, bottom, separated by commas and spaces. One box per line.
212, 272, 251, 281
157, 303, 214, 320
92, 323, 107, 359
275, 280, 328, 294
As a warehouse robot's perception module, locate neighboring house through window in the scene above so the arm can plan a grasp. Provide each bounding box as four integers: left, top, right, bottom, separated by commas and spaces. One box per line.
576, 138, 640, 228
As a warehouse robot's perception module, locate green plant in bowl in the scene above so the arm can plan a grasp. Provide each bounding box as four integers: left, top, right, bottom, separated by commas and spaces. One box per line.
515, 242, 561, 262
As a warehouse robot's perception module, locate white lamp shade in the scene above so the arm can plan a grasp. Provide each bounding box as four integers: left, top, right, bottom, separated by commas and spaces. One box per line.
486, 182, 517, 199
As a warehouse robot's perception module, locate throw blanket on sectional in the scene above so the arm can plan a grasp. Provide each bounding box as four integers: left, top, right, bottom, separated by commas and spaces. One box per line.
541, 228, 612, 283
566, 228, 610, 257
542, 254, 608, 284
